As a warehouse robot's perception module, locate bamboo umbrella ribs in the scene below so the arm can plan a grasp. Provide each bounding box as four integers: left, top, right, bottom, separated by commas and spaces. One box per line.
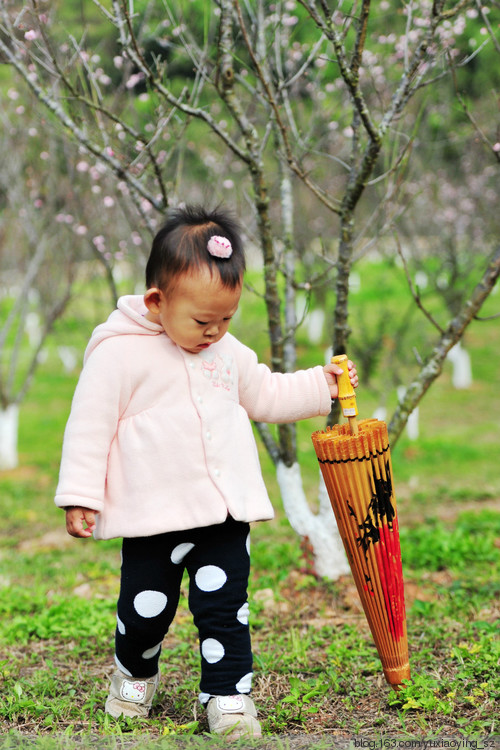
311, 355, 410, 688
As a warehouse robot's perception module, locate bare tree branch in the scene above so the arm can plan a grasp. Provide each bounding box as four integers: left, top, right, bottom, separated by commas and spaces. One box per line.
389, 246, 500, 443
394, 232, 445, 335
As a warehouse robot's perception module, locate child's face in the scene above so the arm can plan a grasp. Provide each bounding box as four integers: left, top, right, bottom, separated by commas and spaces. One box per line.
144, 267, 242, 354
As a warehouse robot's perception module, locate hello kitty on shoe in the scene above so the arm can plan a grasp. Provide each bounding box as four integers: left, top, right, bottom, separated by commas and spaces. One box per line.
206, 694, 262, 739
105, 668, 159, 718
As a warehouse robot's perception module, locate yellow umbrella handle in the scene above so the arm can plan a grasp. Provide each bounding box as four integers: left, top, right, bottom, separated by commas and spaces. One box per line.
332, 354, 359, 435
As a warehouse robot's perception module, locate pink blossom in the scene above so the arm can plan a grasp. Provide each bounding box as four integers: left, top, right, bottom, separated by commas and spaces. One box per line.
493, 143, 500, 153
125, 72, 145, 89
90, 166, 103, 180
103, 196, 115, 208
93, 235, 106, 252
24, 30, 39, 41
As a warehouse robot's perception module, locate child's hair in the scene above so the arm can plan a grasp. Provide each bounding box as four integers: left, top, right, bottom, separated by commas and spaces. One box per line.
145, 204, 246, 292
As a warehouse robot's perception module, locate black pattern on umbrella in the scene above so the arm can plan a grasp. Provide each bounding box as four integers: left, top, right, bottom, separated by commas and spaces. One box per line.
357, 460, 395, 554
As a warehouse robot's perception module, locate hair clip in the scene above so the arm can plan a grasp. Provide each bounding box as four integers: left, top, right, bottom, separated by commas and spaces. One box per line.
207, 235, 233, 259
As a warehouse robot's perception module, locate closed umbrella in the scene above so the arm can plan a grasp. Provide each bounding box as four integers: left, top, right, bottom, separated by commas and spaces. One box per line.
312, 355, 410, 688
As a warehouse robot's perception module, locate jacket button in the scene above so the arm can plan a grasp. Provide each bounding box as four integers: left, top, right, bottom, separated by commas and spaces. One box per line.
214, 469, 220, 477
206, 431, 212, 440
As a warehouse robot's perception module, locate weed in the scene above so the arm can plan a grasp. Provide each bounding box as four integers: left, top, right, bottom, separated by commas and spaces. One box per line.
387, 674, 454, 714
268, 675, 329, 731
400, 510, 500, 573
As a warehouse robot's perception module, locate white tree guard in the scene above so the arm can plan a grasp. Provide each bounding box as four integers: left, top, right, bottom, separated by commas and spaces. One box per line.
276, 460, 350, 580
0, 404, 19, 470
447, 342, 472, 389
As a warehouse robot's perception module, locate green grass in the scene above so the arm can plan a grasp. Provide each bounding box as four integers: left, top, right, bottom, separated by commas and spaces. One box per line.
1, 262, 499, 744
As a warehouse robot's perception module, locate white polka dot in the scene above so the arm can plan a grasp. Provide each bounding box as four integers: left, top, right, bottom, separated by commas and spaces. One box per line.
142, 641, 162, 659
133, 590, 168, 618
171, 542, 195, 565
116, 614, 126, 635
237, 602, 250, 625
195, 565, 227, 592
245, 533, 250, 556
236, 672, 253, 693
114, 655, 132, 676
201, 638, 225, 664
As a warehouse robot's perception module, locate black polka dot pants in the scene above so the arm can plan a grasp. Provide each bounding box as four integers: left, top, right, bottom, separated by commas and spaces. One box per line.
114, 516, 253, 701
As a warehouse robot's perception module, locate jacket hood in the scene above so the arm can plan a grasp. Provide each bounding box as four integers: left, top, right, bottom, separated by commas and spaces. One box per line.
84, 295, 163, 362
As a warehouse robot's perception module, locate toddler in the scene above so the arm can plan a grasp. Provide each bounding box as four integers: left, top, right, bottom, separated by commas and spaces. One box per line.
55, 205, 357, 739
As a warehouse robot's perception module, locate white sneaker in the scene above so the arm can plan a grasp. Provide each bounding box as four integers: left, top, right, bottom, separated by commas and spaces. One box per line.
105, 669, 159, 719
206, 694, 262, 739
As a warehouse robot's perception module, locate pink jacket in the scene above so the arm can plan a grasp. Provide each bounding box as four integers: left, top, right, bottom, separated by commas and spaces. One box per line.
55, 295, 332, 539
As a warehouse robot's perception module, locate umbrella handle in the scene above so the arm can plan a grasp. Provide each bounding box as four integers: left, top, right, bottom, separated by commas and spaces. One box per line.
332, 354, 359, 435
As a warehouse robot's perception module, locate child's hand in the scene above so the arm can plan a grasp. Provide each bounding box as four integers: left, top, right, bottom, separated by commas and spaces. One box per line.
323, 359, 358, 400
65, 506, 97, 538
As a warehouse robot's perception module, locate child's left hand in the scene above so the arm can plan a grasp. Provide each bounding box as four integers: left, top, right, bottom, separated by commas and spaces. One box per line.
323, 359, 358, 400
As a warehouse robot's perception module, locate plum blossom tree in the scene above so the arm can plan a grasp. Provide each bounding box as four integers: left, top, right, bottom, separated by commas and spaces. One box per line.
0, 103, 76, 468
0, 90, 149, 469
0, 0, 498, 575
